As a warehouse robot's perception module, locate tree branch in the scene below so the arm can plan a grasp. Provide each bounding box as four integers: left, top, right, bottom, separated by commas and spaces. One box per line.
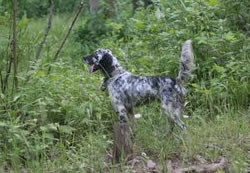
47, 1, 84, 75
25, 0, 54, 83
35, 0, 54, 61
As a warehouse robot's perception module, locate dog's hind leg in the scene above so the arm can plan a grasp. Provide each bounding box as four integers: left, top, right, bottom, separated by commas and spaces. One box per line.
161, 101, 186, 131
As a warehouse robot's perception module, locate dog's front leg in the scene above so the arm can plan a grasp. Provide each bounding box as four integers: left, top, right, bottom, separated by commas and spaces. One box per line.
110, 98, 128, 123
116, 105, 128, 123
100, 77, 109, 91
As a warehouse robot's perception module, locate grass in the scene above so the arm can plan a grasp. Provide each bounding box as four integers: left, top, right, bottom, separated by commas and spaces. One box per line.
0, 14, 249, 173
134, 105, 249, 172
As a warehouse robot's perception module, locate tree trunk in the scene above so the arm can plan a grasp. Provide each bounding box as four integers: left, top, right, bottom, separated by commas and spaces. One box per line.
12, 0, 18, 90
113, 122, 133, 163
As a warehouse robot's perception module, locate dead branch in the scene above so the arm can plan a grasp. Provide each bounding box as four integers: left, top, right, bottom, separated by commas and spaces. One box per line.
167, 158, 228, 173
47, 1, 84, 75
25, 0, 54, 83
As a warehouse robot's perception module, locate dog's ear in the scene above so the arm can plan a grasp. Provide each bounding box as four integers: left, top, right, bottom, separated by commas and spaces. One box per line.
100, 53, 115, 74
100, 53, 113, 65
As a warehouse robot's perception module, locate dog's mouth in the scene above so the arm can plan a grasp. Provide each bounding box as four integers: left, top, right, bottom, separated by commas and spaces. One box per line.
88, 64, 100, 73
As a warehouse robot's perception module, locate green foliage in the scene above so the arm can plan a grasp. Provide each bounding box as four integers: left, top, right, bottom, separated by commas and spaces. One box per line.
0, 0, 78, 18
0, 0, 249, 171
220, 0, 250, 34
75, 0, 250, 115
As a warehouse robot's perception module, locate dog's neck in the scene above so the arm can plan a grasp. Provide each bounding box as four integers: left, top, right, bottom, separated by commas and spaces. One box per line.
110, 66, 125, 78
100, 55, 125, 78
102, 64, 125, 78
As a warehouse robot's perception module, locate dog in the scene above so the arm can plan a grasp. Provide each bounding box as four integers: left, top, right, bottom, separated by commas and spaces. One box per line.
83, 40, 194, 131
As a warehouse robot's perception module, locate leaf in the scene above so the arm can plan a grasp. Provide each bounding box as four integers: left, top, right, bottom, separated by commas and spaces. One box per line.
206, 0, 218, 6
212, 65, 226, 73
59, 125, 76, 135
40, 123, 59, 132
36, 71, 46, 77
155, 8, 164, 19
0, 93, 5, 99
224, 32, 235, 41
191, 83, 201, 89
0, 122, 8, 127
108, 22, 123, 32
18, 16, 29, 29
49, 75, 60, 81
13, 95, 21, 102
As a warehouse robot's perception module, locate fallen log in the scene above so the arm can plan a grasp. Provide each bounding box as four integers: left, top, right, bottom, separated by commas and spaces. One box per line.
167, 158, 228, 173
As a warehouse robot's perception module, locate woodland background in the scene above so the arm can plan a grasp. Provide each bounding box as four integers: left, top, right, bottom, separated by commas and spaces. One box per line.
0, 0, 249, 172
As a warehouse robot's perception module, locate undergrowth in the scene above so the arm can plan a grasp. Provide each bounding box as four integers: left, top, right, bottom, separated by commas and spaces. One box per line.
0, 0, 249, 172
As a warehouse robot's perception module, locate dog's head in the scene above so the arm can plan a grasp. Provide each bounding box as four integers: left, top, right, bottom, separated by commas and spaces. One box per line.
83, 49, 120, 76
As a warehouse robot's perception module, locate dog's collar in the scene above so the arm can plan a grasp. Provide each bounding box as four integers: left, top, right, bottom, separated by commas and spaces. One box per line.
105, 71, 129, 88
110, 67, 125, 78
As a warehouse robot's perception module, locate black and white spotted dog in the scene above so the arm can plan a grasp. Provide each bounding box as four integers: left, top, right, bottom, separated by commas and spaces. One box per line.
83, 40, 194, 131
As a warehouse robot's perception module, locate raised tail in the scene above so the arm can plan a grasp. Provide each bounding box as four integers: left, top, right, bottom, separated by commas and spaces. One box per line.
176, 40, 194, 84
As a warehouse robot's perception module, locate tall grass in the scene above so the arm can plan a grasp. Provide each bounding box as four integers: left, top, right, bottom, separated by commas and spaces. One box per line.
0, 0, 249, 172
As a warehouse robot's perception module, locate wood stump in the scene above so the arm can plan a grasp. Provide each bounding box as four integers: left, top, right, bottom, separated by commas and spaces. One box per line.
113, 122, 133, 163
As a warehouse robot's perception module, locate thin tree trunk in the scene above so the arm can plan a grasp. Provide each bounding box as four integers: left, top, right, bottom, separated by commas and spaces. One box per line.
25, 0, 54, 83
35, 0, 54, 61
0, 70, 3, 92
2, 2, 16, 93
89, 0, 99, 14
47, 1, 84, 75
1, 21, 12, 93
12, 0, 18, 90
2, 40, 13, 93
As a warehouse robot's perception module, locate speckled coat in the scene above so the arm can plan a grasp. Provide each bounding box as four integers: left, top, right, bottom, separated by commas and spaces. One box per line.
83, 40, 194, 131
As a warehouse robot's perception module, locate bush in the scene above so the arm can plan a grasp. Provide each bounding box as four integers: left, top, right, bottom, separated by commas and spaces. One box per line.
75, 0, 250, 115
0, 0, 78, 18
